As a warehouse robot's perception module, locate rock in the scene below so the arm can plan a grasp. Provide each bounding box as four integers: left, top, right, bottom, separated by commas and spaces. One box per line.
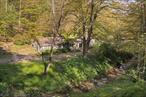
101, 78, 108, 81
97, 81, 104, 87
107, 74, 117, 79
76, 81, 95, 92
72, 88, 82, 93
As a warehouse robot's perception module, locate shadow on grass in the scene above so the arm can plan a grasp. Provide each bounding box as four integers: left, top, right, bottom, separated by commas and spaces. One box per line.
0, 54, 112, 97
0, 47, 14, 64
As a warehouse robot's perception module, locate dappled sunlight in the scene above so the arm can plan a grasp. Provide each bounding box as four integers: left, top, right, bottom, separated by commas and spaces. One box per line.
9, 44, 38, 55
0, 55, 114, 96
20, 61, 44, 74
0, 0, 146, 96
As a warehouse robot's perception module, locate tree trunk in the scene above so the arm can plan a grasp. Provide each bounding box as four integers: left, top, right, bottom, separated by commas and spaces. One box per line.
144, 3, 146, 31
43, 63, 48, 75
82, 17, 87, 57
5, 0, 8, 12
87, 0, 94, 50
19, 0, 21, 31
43, 0, 66, 74
87, 25, 93, 50
43, 36, 55, 75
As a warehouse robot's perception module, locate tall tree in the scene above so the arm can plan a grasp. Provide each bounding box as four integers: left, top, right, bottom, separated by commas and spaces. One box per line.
71, 0, 108, 56
43, 0, 70, 74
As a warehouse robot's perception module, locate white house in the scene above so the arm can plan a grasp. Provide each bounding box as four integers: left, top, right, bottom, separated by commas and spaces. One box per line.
32, 37, 64, 52
73, 38, 96, 50
32, 37, 96, 52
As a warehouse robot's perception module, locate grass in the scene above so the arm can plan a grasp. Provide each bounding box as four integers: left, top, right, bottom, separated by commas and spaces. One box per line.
0, 42, 37, 55
0, 43, 139, 96
0, 47, 12, 64
9, 44, 37, 55
0, 52, 12, 60
0, 56, 112, 96
0, 43, 37, 64
69, 78, 146, 97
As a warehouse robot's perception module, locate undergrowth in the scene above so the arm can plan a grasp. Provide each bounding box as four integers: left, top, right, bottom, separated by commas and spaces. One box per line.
0, 56, 112, 96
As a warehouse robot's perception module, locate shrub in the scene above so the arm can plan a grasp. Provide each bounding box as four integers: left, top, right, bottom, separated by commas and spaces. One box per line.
25, 88, 42, 97
0, 83, 8, 97
53, 57, 112, 87
91, 43, 133, 68
13, 34, 31, 45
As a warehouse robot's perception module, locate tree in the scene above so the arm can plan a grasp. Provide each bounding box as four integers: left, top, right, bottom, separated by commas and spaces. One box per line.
43, 0, 71, 75
71, 0, 108, 56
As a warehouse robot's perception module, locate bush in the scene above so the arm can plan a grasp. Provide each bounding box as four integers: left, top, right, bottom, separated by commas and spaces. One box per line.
117, 51, 133, 63
91, 43, 133, 68
25, 89, 42, 97
53, 57, 112, 86
58, 48, 70, 53
13, 34, 31, 45
92, 43, 120, 63
0, 83, 8, 97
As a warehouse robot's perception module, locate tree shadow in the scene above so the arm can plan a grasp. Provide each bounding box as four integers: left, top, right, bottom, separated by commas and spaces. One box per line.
0, 47, 14, 64
0, 46, 41, 65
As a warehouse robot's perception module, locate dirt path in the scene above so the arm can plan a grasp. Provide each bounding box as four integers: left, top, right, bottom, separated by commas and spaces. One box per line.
13, 52, 80, 63
0, 42, 81, 64
0, 50, 81, 64
53, 52, 80, 62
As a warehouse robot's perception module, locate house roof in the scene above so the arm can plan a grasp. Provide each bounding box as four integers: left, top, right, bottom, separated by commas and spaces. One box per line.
36, 37, 64, 47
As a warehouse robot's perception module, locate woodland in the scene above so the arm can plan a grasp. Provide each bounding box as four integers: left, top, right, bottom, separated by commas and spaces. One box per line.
0, 0, 146, 97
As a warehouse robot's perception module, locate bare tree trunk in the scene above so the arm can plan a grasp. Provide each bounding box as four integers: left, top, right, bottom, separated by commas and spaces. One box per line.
43, 0, 56, 75
5, 0, 8, 12
86, 0, 106, 50
43, 36, 55, 75
0, 0, 2, 13
144, 3, 146, 31
43, 0, 66, 74
87, 0, 94, 50
142, 2, 146, 78
82, 17, 87, 57
19, 0, 21, 31
137, 2, 146, 79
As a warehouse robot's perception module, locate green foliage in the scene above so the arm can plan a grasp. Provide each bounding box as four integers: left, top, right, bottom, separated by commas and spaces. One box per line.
52, 57, 111, 87
56, 39, 74, 53
13, 34, 31, 45
0, 11, 18, 40
0, 0, 145, 97
91, 43, 133, 68
58, 48, 69, 53
70, 79, 146, 97
0, 82, 8, 96
126, 69, 140, 82
113, 82, 146, 97
25, 89, 42, 97
0, 55, 112, 95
